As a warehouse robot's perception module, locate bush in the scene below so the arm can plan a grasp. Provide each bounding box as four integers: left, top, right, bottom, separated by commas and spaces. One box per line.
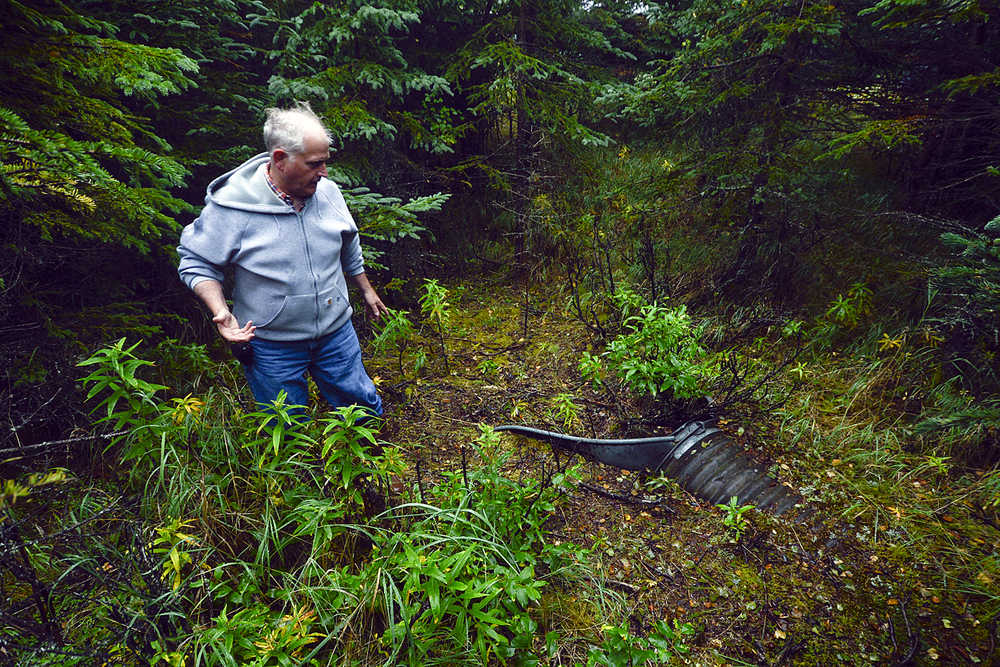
601, 303, 716, 400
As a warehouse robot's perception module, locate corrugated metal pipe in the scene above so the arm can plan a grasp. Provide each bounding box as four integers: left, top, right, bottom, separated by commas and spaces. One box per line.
495, 421, 804, 515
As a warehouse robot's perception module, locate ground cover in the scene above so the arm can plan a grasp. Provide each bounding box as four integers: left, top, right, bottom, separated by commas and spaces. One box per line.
368, 272, 1000, 665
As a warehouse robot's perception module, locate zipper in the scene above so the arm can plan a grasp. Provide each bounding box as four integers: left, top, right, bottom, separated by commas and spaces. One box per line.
295, 204, 321, 338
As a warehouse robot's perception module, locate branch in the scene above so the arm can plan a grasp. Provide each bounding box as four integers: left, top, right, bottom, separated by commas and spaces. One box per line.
0, 430, 129, 457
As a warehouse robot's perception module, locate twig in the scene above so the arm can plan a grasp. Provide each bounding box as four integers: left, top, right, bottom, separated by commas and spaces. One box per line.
577, 482, 660, 506
415, 458, 426, 504
587, 575, 638, 593
0, 430, 129, 457
891, 592, 920, 667
8, 388, 62, 433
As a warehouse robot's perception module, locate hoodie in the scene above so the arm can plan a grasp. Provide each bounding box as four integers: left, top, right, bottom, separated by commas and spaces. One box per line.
177, 153, 365, 341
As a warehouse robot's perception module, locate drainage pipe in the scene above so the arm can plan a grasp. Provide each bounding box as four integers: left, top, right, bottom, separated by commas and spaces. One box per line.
495, 422, 804, 515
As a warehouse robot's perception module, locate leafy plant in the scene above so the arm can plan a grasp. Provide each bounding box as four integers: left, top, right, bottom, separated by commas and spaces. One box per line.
585, 619, 695, 666
77, 338, 168, 430
475, 358, 501, 377
551, 392, 583, 430
825, 283, 873, 329
578, 350, 605, 390
152, 517, 197, 591
604, 304, 716, 400
373, 307, 417, 376
419, 278, 452, 373
717, 496, 755, 542
344, 425, 586, 664
0, 469, 69, 510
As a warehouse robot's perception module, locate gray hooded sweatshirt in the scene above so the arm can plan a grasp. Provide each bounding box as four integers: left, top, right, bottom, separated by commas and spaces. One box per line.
177, 153, 365, 341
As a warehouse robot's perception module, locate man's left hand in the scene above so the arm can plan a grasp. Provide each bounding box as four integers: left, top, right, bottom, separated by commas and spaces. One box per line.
349, 272, 390, 321
362, 290, 390, 320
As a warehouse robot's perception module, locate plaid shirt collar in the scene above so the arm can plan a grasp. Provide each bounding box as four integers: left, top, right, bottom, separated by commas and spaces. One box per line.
265, 163, 296, 208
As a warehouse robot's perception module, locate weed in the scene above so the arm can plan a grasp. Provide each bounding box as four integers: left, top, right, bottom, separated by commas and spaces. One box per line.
604, 303, 715, 400
717, 496, 754, 542
584, 619, 695, 665
578, 350, 605, 389
372, 307, 417, 376
33, 342, 609, 664
419, 278, 452, 373
475, 357, 501, 377
152, 517, 197, 591
551, 392, 583, 430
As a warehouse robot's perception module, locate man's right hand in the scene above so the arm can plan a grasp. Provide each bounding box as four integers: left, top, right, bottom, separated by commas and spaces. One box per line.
213, 310, 256, 342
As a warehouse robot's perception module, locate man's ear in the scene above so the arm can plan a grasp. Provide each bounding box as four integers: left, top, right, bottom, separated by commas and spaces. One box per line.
271, 148, 289, 170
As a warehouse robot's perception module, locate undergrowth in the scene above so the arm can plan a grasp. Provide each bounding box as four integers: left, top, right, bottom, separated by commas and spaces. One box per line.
1, 337, 695, 665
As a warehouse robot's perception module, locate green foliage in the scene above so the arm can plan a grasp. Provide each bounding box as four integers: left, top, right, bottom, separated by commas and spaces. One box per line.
373, 307, 417, 375
419, 278, 452, 372
912, 376, 1000, 462
551, 392, 583, 430
807, 282, 876, 352
717, 496, 755, 542
344, 188, 450, 269
419, 278, 452, 330
475, 358, 500, 377
77, 337, 168, 430
0, 468, 70, 510
356, 426, 585, 664
152, 517, 197, 591
609, 0, 1000, 315
193, 604, 325, 667
0, 2, 195, 253
824, 283, 873, 329
602, 304, 716, 400
23, 341, 598, 664
8, 0, 1000, 661
584, 619, 695, 666
930, 214, 1000, 344
578, 350, 605, 390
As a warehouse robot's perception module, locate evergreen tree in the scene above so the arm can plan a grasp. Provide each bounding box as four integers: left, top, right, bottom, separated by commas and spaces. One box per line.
0, 0, 200, 445
618, 0, 1000, 303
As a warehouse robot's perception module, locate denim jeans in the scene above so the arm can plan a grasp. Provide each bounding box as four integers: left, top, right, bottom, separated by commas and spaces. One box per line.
242, 321, 382, 417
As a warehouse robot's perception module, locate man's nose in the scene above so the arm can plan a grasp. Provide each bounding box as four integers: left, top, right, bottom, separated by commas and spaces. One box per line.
318, 163, 328, 177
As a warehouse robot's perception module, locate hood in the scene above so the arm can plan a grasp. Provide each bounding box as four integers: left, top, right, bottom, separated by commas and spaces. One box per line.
205, 153, 291, 214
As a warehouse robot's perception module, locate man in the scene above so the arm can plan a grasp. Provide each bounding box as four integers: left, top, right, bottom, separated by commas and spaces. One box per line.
177, 102, 387, 417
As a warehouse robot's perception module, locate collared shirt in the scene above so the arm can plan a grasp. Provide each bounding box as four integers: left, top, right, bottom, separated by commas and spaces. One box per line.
265, 163, 296, 209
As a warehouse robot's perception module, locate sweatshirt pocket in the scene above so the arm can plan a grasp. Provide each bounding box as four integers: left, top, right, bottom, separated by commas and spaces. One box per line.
257, 293, 316, 337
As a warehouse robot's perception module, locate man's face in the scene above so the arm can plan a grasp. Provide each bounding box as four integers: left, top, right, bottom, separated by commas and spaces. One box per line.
272, 131, 330, 199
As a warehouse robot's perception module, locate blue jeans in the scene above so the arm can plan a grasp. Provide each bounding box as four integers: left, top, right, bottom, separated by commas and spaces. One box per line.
242, 322, 382, 417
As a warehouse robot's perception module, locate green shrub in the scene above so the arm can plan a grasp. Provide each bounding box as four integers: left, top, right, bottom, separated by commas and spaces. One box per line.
602, 304, 716, 400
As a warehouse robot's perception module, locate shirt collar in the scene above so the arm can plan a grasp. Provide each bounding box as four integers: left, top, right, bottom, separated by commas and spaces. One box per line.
265, 163, 295, 208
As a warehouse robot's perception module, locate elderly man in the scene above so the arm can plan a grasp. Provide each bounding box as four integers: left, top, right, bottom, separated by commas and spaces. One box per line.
178, 103, 387, 417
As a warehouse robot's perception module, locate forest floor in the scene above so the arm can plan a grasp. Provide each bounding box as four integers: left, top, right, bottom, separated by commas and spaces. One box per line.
365, 270, 1000, 666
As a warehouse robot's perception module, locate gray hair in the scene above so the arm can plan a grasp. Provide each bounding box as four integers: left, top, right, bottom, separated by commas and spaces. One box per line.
263, 101, 332, 155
